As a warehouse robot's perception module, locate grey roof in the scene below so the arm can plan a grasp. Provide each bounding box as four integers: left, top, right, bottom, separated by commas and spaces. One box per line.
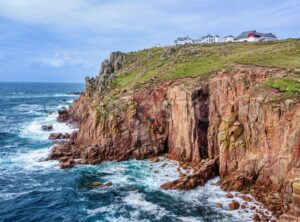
260, 32, 277, 39
235, 30, 277, 40
200, 34, 219, 40
175, 36, 192, 41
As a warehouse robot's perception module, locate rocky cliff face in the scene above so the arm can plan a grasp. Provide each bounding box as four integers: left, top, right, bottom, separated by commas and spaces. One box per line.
50, 53, 300, 218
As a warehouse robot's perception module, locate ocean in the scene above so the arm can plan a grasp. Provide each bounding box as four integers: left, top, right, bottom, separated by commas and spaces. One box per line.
0, 82, 266, 222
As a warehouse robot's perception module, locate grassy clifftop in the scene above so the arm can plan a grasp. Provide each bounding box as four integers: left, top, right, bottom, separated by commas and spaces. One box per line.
113, 40, 300, 89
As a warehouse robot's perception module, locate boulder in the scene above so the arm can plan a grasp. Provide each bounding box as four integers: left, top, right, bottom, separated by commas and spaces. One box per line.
42, 125, 53, 131
49, 133, 63, 140
228, 200, 240, 210
62, 133, 71, 139
105, 182, 113, 187
293, 68, 300, 74
59, 157, 74, 169
226, 192, 234, 198
57, 109, 69, 122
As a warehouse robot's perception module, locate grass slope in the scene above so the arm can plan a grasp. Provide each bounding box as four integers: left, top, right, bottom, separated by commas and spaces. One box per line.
114, 40, 300, 89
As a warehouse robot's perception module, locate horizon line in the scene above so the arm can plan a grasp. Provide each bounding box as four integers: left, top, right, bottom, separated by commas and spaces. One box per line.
0, 80, 85, 84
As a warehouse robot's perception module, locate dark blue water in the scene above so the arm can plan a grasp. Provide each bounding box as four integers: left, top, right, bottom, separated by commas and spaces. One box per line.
0, 82, 260, 222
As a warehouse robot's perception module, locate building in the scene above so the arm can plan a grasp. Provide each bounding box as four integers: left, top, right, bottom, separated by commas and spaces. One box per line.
224, 35, 235, 42
235, 30, 277, 42
199, 34, 219, 44
174, 36, 193, 45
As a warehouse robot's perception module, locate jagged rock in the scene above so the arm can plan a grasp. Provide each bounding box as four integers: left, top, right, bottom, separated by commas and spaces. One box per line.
160, 156, 219, 190
49, 133, 63, 140
49, 133, 70, 140
57, 109, 69, 122
42, 125, 53, 131
85, 51, 126, 95
59, 157, 74, 169
62, 133, 71, 139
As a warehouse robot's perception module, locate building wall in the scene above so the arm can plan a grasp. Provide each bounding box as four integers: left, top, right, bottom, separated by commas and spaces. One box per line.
224, 37, 234, 42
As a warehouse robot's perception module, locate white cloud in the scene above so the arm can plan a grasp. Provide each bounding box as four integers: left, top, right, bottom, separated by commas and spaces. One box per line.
36, 50, 86, 68
0, 0, 211, 34
0, 0, 299, 82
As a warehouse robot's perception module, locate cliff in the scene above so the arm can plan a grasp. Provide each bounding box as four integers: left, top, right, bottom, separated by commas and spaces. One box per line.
49, 40, 300, 220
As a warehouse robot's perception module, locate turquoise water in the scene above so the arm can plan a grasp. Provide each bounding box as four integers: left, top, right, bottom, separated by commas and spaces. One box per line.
0, 82, 264, 222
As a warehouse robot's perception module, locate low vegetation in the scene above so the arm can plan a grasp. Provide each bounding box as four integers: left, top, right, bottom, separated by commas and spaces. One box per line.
114, 40, 300, 89
264, 79, 300, 96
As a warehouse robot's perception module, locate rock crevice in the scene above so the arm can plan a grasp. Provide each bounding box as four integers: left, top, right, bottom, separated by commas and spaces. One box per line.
50, 65, 300, 219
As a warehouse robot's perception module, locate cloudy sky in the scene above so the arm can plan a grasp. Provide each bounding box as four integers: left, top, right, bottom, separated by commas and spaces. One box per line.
0, 0, 299, 82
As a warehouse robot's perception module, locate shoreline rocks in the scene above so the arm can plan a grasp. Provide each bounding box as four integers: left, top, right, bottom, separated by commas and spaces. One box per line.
59, 157, 74, 169
49, 133, 70, 140
160, 156, 219, 190
57, 109, 69, 122
42, 125, 53, 131
47, 65, 300, 220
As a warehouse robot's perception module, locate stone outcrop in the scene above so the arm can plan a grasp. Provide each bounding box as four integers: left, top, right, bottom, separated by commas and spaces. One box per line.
160, 156, 219, 190
207, 66, 300, 216
49, 133, 70, 140
57, 109, 69, 122
85, 51, 126, 95
49, 63, 300, 218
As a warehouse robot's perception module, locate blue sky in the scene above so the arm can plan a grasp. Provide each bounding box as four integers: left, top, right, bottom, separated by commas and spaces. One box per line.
0, 0, 299, 82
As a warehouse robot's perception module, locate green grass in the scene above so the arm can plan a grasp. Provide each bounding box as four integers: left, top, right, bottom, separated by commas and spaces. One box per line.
113, 40, 300, 89
264, 79, 300, 96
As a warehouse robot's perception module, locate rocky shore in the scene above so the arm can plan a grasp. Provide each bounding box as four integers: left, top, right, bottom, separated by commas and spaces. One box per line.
48, 46, 300, 221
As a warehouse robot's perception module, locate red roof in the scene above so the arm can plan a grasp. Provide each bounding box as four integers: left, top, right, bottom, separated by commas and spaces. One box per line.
247, 33, 260, 38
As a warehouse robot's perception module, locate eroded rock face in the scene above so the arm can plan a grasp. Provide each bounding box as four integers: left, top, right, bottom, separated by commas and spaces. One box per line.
53, 78, 211, 165
49, 65, 300, 217
207, 67, 300, 209
167, 86, 209, 162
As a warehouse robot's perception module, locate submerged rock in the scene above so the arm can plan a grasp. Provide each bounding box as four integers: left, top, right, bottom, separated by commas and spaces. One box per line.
91, 181, 113, 188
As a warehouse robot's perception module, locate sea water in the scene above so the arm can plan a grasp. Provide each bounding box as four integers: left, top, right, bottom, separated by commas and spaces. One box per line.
0, 82, 271, 222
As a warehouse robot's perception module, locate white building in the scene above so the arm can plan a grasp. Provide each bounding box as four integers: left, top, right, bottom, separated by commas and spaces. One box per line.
235, 30, 277, 42
224, 35, 235, 42
174, 36, 193, 45
199, 34, 219, 44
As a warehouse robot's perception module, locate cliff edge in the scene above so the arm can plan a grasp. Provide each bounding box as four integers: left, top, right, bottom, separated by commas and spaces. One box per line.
49, 40, 300, 220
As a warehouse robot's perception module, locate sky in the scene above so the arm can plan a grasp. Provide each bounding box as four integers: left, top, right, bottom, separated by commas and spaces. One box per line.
0, 0, 299, 83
